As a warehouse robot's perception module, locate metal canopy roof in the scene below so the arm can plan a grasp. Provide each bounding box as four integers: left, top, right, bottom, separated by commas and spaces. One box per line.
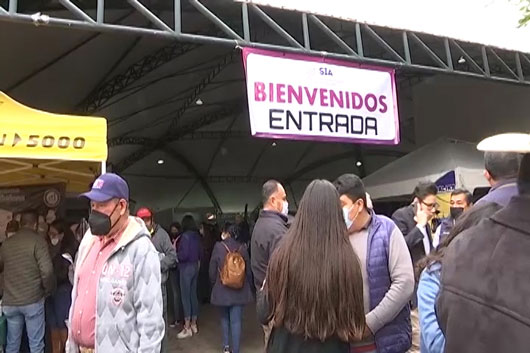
0, 0, 529, 214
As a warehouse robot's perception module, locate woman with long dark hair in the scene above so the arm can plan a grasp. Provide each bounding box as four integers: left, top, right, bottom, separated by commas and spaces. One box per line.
416, 202, 502, 353
258, 179, 365, 353
46, 219, 79, 353
177, 215, 202, 339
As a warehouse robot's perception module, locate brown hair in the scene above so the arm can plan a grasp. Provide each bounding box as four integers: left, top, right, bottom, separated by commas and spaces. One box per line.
265, 179, 365, 342
415, 202, 502, 279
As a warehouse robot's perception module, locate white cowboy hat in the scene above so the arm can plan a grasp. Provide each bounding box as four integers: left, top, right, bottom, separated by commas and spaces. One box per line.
477, 133, 530, 153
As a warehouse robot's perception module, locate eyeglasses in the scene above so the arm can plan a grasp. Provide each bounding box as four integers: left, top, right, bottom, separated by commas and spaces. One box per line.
421, 201, 439, 209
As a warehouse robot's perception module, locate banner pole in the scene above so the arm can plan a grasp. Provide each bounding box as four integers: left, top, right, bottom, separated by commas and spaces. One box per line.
101, 161, 106, 175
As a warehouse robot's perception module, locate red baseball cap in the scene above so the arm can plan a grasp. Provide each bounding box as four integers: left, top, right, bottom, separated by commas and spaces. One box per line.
136, 207, 153, 219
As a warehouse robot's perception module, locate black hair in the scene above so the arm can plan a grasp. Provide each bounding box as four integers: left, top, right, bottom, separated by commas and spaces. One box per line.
413, 182, 438, 200
262, 179, 281, 205
50, 220, 78, 254
484, 151, 522, 181
222, 222, 240, 240
20, 210, 38, 228
6, 220, 19, 233
181, 215, 198, 232
451, 188, 473, 205
333, 174, 367, 205
518, 153, 530, 195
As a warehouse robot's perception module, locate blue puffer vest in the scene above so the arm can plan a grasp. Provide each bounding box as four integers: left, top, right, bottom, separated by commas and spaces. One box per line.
439, 217, 455, 244
367, 213, 412, 353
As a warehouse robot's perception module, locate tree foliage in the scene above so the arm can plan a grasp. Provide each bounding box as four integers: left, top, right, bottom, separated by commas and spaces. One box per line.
520, 0, 530, 26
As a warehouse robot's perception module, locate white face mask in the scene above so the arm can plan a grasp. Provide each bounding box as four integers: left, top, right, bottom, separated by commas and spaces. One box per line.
221, 232, 229, 241
281, 201, 289, 216
343, 204, 361, 231
50, 237, 59, 246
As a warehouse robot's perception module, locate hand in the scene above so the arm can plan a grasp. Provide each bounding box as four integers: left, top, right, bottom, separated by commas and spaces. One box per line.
414, 208, 429, 227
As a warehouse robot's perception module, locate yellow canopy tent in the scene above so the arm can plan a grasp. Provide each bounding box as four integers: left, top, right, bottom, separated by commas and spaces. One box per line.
0, 92, 107, 193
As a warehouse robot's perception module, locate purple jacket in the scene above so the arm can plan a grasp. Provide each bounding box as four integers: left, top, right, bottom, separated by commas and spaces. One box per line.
476, 178, 518, 207
209, 238, 254, 306
177, 231, 202, 265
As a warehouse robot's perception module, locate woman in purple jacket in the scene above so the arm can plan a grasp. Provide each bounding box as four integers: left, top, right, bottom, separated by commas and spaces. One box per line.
177, 215, 203, 339
209, 223, 253, 353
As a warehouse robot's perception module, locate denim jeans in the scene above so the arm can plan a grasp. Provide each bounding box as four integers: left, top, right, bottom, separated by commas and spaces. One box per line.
180, 263, 199, 320
219, 306, 243, 353
4, 299, 45, 353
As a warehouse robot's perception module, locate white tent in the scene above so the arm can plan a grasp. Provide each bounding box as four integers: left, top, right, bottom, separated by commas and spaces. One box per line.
363, 138, 489, 200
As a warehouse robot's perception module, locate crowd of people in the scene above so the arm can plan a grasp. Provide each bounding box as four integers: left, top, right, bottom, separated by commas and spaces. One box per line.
0, 133, 529, 353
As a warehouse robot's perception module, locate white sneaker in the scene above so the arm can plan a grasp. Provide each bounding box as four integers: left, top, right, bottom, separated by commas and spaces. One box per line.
177, 328, 193, 339
191, 324, 198, 334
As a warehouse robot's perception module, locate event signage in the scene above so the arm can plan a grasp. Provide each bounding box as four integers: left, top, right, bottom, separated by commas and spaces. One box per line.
242, 48, 399, 144
0, 92, 108, 161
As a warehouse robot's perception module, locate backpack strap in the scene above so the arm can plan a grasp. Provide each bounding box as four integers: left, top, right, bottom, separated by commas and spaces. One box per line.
222, 242, 231, 253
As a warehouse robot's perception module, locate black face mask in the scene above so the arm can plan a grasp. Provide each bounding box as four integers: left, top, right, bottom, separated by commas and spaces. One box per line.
450, 207, 464, 220
88, 203, 120, 236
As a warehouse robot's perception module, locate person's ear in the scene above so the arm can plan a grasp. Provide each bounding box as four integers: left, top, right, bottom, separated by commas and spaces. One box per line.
484, 170, 494, 184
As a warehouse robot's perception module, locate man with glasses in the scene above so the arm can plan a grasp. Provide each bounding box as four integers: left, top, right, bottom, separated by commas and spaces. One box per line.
392, 181, 439, 353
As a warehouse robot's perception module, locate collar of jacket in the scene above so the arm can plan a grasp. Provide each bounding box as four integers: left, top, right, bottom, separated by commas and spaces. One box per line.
490, 195, 530, 235
78, 216, 150, 266
490, 178, 518, 192
259, 209, 288, 223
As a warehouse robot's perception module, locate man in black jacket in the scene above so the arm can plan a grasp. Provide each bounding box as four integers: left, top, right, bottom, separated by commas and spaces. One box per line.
437, 134, 530, 353
392, 182, 438, 266
251, 180, 289, 345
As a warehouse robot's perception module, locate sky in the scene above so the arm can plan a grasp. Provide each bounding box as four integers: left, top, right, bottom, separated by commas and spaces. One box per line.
236, 0, 530, 53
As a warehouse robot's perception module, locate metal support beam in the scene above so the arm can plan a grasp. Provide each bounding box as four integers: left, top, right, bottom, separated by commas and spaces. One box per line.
97, 0, 104, 23
250, 5, 303, 48
481, 46, 490, 77
127, 0, 172, 32
308, 15, 358, 56
444, 38, 453, 70
246, 141, 271, 178
174, 0, 181, 33
409, 32, 447, 68
355, 23, 364, 57
451, 40, 486, 75
242, 2, 250, 41
59, 0, 95, 23
8, 0, 17, 13
515, 53, 524, 81
402, 32, 411, 64
362, 24, 405, 62
82, 42, 199, 113
302, 13, 310, 50
488, 48, 518, 80
163, 146, 222, 213
189, 0, 242, 41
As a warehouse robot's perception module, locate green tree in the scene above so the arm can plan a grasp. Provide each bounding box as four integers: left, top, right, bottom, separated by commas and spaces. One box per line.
520, 0, 530, 26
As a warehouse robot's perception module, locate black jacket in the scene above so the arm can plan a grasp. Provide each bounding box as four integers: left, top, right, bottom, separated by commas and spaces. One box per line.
250, 210, 288, 290
437, 195, 530, 353
391, 205, 432, 265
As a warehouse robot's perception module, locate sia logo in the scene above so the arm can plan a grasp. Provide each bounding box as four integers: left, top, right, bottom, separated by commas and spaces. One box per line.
111, 288, 126, 306
0, 133, 86, 149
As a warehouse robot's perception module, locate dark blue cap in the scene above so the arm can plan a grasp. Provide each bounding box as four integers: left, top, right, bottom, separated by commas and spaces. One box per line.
81, 173, 129, 202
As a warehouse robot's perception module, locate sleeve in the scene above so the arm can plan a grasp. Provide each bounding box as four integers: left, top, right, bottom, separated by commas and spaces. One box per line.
209, 243, 220, 285
418, 267, 445, 353
269, 223, 287, 254
134, 246, 165, 353
158, 231, 177, 273
256, 289, 271, 325
392, 210, 424, 249
177, 234, 190, 263
35, 239, 56, 296
433, 225, 442, 249
366, 226, 415, 333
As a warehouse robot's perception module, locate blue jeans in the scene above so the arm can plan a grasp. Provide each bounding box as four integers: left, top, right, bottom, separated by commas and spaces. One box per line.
4, 299, 45, 353
219, 306, 243, 353
180, 263, 199, 320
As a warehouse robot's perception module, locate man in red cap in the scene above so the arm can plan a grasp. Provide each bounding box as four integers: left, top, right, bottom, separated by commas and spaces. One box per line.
136, 207, 177, 353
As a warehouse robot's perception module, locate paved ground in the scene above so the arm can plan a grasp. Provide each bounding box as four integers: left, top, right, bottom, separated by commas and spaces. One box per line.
167, 304, 263, 353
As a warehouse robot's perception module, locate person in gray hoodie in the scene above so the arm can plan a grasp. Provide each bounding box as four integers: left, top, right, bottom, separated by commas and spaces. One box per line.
136, 207, 177, 353
66, 173, 164, 353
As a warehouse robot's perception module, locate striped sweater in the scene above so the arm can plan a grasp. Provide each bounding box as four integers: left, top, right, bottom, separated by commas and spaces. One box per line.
0, 228, 55, 306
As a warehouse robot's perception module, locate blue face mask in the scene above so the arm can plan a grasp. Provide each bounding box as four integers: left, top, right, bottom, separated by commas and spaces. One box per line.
343, 204, 361, 231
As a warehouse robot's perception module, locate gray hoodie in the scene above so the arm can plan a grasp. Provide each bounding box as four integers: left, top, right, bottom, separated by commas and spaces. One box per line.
66, 217, 164, 353
150, 224, 177, 284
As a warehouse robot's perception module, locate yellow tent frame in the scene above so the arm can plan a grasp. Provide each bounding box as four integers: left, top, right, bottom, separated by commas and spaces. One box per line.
0, 92, 108, 193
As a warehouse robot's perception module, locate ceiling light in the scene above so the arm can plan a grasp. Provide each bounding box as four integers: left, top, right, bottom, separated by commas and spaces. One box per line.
157, 159, 165, 165
272, 142, 277, 147
196, 98, 204, 105
356, 161, 363, 167
458, 56, 466, 64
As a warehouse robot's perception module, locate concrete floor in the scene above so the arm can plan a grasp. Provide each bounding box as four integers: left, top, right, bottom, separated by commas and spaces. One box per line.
167, 304, 263, 353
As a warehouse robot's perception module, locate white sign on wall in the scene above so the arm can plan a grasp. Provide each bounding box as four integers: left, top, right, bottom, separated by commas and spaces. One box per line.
242, 48, 400, 145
